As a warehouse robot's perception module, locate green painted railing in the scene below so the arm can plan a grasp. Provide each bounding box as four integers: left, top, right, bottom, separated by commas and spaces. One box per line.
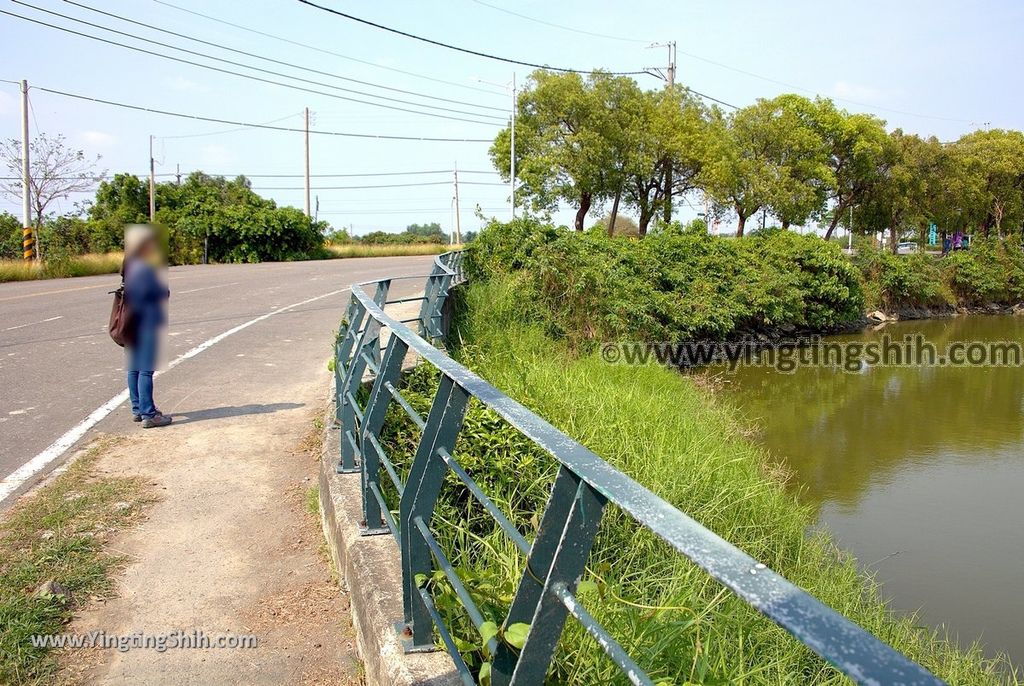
333, 251, 945, 686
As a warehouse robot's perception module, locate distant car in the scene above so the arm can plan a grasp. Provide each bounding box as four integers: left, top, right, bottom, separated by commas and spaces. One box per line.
896, 242, 919, 255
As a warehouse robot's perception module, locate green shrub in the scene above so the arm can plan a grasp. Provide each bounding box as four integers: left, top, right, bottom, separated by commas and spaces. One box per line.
943, 239, 1010, 304
468, 221, 865, 344
853, 244, 952, 310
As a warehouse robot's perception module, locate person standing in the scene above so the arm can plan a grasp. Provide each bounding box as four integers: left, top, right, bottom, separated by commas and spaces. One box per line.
123, 225, 172, 428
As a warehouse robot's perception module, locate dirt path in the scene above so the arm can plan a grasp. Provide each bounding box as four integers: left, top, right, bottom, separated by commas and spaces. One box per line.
56, 373, 358, 685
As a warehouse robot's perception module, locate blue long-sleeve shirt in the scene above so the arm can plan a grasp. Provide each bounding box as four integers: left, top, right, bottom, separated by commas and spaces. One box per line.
124, 258, 169, 329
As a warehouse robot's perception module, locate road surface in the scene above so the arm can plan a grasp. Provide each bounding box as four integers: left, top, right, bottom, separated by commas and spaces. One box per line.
0, 255, 435, 505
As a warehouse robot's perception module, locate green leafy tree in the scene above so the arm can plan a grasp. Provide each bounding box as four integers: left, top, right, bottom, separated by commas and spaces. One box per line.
623, 87, 713, 236
813, 103, 893, 239
950, 129, 1024, 236
491, 70, 639, 231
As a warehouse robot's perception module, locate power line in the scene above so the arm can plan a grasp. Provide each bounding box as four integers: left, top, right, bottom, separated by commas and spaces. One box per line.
295, 0, 648, 76
254, 181, 508, 190
320, 207, 506, 215
15, 83, 494, 143
61, 0, 507, 115
201, 170, 498, 178
466, 0, 649, 44
159, 113, 303, 139
2, 7, 504, 127
151, 0, 506, 97
255, 181, 452, 190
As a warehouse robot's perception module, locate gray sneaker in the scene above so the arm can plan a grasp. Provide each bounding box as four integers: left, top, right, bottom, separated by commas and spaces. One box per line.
141, 413, 172, 429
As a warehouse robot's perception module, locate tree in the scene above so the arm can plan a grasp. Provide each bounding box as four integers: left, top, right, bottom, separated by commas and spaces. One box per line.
813, 103, 892, 240
623, 87, 713, 236
0, 133, 104, 258
88, 173, 149, 252
406, 222, 445, 241
702, 103, 775, 237
491, 70, 636, 231
950, 129, 1024, 237
855, 131, 935, 251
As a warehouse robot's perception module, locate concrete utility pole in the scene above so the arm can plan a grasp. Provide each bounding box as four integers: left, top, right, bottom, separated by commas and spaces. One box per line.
477, 75, 517, 220
148, 135, 156, 223
20, 79, 33, 260
662, 42, 676, 224
304, 107, 312, 218
510, 72, 516, 221
453, 163, 462, 245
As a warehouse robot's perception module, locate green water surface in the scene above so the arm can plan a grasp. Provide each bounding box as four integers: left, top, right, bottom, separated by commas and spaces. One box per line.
716, 315, 1024, 662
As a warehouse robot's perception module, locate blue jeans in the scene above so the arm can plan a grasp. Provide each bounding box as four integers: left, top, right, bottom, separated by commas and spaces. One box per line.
127, 324, 159, 418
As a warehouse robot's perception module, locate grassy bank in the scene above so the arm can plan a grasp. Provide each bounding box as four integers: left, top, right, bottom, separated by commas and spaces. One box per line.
0, 253, 123, 284
0, 438, 154, 684
375, 277, 1016, 684
326, 242, 454, 259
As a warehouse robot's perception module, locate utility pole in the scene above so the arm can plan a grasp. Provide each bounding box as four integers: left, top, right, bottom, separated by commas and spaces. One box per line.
20, 79, 33, 260
477, 75, 517, 221
510, 72, 516, 221
663, 41, 676, 224
304, 107, 312, 218
176, 162, 181, 185
848, 205, 854, 251
453, 163, 462, 244
148, 135, 156, 223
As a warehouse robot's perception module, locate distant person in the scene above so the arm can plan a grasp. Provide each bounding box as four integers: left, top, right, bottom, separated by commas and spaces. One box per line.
953, 231, 964, 251
942, 235, 951, 255
123, 225, 172, 428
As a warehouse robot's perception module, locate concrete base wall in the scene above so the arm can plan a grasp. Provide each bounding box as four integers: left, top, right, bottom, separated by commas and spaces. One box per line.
318, 406, 460, 686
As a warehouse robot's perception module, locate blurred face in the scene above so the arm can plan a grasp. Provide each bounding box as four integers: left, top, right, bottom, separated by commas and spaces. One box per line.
137, 237, 157, 260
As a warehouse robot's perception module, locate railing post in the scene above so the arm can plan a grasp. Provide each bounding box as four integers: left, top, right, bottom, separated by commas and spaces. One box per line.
370, 279, 391, 371
338, 307, 381, 474
397, 376, 471, 651
417, 273, 441, 338
358, 333, 408, 536
492, 467, 607, 685
334, 298, 360, 426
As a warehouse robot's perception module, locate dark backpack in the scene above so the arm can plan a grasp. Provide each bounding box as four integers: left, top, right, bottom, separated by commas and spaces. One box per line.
108, 261, 135, 347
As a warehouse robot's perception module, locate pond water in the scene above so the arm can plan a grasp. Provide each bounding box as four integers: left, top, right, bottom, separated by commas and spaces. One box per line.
715, 315, 1024, 663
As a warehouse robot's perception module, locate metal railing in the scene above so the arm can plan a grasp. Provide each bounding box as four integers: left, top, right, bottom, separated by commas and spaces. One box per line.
332, 251, 944, 686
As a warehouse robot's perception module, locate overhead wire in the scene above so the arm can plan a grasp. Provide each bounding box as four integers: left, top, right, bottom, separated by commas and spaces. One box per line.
14, 84, 494, 143
151, 0, 506, 97
295, 0, 648, 76
60, 0, 507, 114
2, 7, 504, 126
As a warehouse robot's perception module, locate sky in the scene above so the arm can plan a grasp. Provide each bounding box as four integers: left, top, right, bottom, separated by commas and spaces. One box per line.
0, 0, 1021, 236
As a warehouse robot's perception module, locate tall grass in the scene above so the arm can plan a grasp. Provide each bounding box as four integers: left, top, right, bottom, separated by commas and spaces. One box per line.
0, 253, 123, 283
325, 243, 455, 259
376, 276, 1018, 685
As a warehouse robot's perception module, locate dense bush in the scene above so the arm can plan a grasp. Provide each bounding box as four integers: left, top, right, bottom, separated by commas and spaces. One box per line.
852, 244, 953, 309
466, 219, 865, 343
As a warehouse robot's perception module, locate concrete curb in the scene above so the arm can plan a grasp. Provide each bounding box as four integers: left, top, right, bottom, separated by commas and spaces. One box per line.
318, 399, 460, 686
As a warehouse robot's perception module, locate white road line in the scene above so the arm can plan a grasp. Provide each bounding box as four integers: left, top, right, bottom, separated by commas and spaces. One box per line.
3, 315, 63, 331
177, 282, 240, 295
0, 287, 350, 503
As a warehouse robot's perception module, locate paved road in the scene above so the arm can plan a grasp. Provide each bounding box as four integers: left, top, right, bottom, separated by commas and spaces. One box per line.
0, 256, 435, 504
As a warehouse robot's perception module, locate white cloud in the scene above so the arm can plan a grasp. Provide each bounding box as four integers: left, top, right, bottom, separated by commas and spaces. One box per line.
80, 130, 117, 148
200, 144, 233, 167
167, 76, 210, 93
832, 80, 881, 102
